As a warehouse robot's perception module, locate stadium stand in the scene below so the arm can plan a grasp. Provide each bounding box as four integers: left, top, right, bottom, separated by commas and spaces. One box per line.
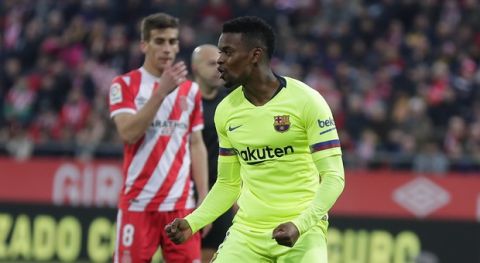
1, 0, 479, 172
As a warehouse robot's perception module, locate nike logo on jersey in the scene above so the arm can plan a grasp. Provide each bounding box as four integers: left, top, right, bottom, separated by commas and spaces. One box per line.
228, 125, 242, 131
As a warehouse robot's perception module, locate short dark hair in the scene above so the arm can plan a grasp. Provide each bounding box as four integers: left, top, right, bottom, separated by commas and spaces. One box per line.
141, 13, 179, 41
222, 16, 275, 59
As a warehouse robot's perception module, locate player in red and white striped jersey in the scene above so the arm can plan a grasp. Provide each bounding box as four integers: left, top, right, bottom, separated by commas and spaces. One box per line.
109, 13, 208, 263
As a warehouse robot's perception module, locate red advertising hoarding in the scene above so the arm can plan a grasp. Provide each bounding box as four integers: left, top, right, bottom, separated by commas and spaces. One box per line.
0, 158, 479, 221
333, 170, 480, 221
0, 158, 123, 207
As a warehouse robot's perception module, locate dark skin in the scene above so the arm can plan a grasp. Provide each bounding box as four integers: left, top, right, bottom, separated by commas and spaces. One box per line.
217, 33, 279, 106
165, 32, 300, 247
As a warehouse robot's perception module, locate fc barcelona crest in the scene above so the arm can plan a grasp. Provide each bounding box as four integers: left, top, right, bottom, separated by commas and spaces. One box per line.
273, 115, 290, 132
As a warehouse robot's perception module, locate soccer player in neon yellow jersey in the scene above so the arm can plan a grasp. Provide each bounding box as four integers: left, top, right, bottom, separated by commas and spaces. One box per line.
166, 16, 345, 262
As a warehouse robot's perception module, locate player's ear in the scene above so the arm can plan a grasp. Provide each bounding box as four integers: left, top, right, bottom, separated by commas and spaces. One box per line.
251, 47, 263, 64
140, 41, 148, 54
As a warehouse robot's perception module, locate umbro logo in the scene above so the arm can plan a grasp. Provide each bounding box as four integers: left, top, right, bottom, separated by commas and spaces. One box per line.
228, 125, 242, 132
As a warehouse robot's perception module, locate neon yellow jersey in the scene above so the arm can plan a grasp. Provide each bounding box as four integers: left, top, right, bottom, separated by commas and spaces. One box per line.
216, 76, 342, 230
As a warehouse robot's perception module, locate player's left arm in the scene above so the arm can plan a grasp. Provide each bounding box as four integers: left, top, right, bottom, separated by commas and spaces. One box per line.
293, 91, 345, 234
291, 155, 344, 235
274, 90, 345, 247
274, 155, 344, 247
190, 130, 209, 205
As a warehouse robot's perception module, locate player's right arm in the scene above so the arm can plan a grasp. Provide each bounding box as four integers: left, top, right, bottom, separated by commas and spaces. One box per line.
184, 160, 241, 233
110, 62, 187, 144
165, 103, 241, 243
166, 159, 241, 244
183, 105, 241, 233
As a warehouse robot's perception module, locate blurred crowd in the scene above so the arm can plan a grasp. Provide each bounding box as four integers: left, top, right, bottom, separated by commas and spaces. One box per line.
1, 0, 479, 173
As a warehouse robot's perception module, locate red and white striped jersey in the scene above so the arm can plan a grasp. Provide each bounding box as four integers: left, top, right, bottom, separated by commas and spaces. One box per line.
109, 67, 204, 212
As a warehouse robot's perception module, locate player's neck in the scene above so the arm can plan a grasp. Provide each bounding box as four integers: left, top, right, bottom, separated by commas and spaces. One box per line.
142, 63, 163, 78
243, 70, 279, 106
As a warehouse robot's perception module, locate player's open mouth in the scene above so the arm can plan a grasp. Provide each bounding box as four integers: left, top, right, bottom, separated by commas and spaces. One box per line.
214, 71, 222, 80
217, 67, 226, 79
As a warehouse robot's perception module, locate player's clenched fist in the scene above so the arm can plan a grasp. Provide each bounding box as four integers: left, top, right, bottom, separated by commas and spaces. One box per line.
165, 218, 193, 244
272, 222, 300, 247
157, 61, 188, 96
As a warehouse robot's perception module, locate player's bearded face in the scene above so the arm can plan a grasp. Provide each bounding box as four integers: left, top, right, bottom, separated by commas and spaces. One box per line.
217, 33, 252, 89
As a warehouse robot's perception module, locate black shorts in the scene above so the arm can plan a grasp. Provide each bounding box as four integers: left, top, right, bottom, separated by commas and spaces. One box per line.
202, 208, 235, 249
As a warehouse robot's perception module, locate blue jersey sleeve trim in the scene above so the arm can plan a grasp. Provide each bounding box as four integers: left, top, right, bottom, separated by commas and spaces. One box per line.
310, 139, 341, 153
219, 147, 237, 156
